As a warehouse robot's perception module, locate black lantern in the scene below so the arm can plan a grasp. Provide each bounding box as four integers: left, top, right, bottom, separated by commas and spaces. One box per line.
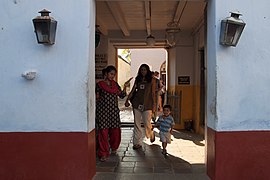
32, 9, 57, 45
220, 11, 246, 47
95, 25, 101, 48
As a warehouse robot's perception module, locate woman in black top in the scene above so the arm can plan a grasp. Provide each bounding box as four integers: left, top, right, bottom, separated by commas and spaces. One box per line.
125, 64, 156, 149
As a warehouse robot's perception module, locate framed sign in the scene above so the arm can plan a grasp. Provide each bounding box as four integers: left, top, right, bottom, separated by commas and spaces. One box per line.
95, 54, 107, 79
178, 76, 190, 85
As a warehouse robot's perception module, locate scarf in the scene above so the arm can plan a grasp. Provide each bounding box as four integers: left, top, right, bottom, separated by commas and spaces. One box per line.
98, 80, 120, 95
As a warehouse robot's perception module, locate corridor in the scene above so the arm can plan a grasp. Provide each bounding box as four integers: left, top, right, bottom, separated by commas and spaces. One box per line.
93, 100, 209, 180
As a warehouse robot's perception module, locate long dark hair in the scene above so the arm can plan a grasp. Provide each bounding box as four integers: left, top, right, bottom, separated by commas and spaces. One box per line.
103, 65, 117, 74
135, 64, 152, 83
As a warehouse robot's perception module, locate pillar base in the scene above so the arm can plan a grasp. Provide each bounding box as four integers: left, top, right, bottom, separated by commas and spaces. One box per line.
207, 127, 270, 180
0, 130, 96, 180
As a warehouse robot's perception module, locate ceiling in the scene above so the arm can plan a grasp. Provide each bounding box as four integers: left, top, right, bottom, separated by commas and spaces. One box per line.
96, 0, 207, 47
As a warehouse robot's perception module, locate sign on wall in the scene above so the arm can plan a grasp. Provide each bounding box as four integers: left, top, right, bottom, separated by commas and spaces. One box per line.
95, 54, 107, 79
178, 76, 190, 85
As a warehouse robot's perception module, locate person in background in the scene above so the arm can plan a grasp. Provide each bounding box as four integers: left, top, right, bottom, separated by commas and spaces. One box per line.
154, 104, 175, 156
96, 65, 129, 162
125, 64, 156, 149
159, 78, 166, 106
155, 71, 164, 111
152, 71, 164, 121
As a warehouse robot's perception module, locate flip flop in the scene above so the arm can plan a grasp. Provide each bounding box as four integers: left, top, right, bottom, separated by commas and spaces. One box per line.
162, 150, 167, 155
100, 156, 107, 162
133, 144, 142, 150
111, 150, 117, 154
150, 132, 155, 143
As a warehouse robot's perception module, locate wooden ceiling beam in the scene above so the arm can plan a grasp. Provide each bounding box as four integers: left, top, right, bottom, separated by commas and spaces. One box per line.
106, 1, 130, 36
174, 1, 188, 26
144, 1, 151, 36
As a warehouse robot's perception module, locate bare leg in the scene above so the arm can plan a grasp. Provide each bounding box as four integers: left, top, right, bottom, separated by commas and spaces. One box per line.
162, 142, 167, 154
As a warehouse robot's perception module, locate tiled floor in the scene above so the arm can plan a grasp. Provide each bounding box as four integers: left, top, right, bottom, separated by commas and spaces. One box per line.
93, 127, 209, 180
93, 100, 209, 180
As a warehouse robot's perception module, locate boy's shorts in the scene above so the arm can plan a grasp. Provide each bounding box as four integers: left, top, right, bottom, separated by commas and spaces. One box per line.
159, 131, 171, 143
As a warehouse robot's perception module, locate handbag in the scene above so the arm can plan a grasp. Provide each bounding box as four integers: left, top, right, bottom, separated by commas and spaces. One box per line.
129, 89, 137, 102
129, 82, 137, 103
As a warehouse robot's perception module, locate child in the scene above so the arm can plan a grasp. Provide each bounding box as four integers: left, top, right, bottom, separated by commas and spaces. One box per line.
155, 104, 175, 155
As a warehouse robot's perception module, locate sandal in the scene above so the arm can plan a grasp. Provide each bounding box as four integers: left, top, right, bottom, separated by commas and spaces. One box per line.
132, 144, 142, 150
162, 149, 167, 155
111, 150, 117, 154
100, 156, 107, 162
150, 132, 155, 143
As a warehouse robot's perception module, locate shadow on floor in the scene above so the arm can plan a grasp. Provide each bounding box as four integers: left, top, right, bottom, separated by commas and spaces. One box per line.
94, 128, 209, 180
171, 129, 205, 147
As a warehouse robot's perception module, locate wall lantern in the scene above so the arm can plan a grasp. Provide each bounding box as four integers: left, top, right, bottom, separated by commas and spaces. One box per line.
95, 25, 101, 48
165, 21, 180, 47
32, 9, 57, 45
220, 11, 246, 47
166, 31, 176, 47
146, 35, 155, 46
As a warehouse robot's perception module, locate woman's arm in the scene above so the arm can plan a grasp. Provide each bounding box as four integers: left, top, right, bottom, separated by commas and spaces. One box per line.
125, 82, 137, 107
115, 78, 130, 99
96, 83, 101, 101
117, 84, 126, 99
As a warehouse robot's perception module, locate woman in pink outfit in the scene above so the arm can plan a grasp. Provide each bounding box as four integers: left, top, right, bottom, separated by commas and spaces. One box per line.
96, 65, 128, 162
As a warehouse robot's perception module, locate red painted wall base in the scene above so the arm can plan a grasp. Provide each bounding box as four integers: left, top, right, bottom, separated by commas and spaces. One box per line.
0, 130, 96, 180
207, 127, 270, 180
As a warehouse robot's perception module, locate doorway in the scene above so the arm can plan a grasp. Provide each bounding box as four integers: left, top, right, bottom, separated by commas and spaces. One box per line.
117, 48, 168, 126
94, 0, 208, 178
199, 49, 206, 127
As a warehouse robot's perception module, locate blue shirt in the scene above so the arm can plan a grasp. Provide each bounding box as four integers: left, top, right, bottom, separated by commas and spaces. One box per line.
156, 115, 175, 132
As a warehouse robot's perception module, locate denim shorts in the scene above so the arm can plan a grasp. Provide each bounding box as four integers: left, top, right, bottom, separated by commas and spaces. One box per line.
159, 131, 171, 143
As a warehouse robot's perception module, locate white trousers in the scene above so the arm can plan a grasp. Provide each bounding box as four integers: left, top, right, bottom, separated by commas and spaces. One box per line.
133, 108, 154, 145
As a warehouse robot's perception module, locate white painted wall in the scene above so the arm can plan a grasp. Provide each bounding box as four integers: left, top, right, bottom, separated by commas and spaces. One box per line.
0, 0, 96, 132
166, 35, 195, 87
175, 46, 194, 85
108, 39, 117, 66
207, 0, 270, 131
168, 48, 177, 87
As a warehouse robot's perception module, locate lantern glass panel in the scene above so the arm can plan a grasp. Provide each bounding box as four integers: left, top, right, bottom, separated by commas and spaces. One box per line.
225, 23, 238, 45
227, 23, 243, 46
35, 21, 50, 43
49, 21, 57, 44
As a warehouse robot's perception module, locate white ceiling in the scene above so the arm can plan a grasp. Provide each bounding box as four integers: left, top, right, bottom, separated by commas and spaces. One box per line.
96, 0, 207, 47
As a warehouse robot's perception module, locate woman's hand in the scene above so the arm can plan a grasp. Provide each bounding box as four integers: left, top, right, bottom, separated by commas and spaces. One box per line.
124, 77, 133, 87
124, 82, 129, 88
